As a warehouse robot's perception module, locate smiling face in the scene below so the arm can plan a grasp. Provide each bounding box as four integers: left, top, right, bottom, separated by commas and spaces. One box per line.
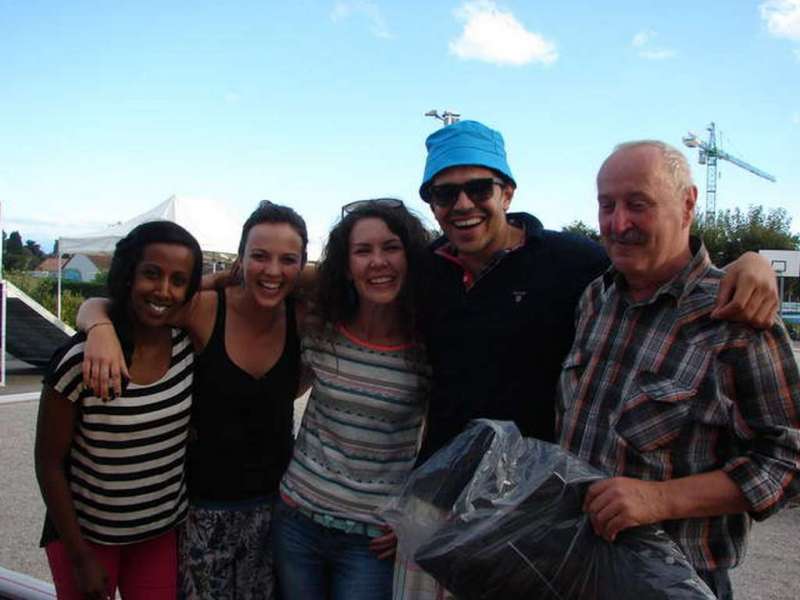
348, 217, 408, 309
129, 243, 195, 329
597, 145, 696, 293
240, 222, 304, 308
429, 165, 514, 263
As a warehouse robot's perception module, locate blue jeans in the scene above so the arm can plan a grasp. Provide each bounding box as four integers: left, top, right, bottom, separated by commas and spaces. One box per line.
272, 498, 393, 600
697, 569, 733, 600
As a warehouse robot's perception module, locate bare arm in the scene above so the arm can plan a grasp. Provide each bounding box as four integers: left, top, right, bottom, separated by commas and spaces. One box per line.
583, 471, 748, 542
713, 252, 778, 328
76, 298, 127, 400
201, 270, 234, 291
35, 386, 110, 599
76, 295, 200, 398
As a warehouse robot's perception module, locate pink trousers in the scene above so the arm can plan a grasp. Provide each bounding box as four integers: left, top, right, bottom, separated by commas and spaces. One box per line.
45, 529, 177, 600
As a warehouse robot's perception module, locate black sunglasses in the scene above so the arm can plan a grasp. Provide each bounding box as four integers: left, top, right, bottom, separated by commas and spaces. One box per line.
341, 198, 404, 217
425, 178, 505, 209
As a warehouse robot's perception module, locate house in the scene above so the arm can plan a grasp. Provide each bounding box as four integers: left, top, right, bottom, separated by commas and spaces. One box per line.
63, 254, 113, 282
32, 254, 112, 282
30, 256, 69, 279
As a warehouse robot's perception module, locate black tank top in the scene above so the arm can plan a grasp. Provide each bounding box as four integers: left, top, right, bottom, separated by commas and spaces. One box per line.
187, 289, 300, 501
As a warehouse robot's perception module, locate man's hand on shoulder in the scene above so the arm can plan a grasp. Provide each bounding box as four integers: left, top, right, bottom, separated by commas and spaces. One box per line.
713, 251, 778, 329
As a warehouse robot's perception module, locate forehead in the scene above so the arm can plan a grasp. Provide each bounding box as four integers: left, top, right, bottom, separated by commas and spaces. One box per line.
349, 217, 398, 244
432, 165, 496, 185
597, 146, 666, 195
245, 222, 303, 252
140, 243, 194, 268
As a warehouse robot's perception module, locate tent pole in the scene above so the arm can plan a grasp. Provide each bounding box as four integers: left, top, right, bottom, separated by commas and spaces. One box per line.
57, 241, 62, 321
1, 201, 4, 386
1, 281, 5, 386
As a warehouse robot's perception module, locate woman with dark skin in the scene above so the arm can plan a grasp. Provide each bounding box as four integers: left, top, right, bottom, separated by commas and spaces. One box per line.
35, 221, 202, 600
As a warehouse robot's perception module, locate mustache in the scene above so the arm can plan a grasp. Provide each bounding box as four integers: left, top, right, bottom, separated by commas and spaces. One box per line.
604, 228, 648, 244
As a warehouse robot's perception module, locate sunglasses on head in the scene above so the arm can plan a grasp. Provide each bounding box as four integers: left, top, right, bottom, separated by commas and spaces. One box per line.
341, 198, 404, 217
425, 178, 505, 209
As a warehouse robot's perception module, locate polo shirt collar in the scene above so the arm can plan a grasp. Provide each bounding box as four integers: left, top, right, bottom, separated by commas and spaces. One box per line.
431, 212, 541, 287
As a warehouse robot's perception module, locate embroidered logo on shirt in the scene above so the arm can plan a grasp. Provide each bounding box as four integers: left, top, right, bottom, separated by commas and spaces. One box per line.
512, 290, 527, 304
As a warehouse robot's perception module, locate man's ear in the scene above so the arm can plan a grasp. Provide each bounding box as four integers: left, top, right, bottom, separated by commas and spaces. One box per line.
683, 185, 698, 227
502, 185, 515, 211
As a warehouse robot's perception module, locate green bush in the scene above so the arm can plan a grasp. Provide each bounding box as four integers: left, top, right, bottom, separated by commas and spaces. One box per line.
5, 272, 89, 328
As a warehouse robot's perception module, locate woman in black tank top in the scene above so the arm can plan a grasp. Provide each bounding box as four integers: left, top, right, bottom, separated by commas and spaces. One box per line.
77, 201, 310, 600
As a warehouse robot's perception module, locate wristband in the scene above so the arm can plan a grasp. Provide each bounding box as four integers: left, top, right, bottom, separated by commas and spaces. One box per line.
85, 321, 113, 335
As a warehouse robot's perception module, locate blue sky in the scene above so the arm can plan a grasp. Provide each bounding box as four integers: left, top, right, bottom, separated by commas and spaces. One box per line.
2, 0, 799, 259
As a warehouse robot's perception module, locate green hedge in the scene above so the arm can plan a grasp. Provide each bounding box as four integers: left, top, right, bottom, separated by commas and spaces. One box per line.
5, 272, 104, 328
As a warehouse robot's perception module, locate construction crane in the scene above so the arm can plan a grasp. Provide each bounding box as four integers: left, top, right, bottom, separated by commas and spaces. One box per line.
682, 122, 776, 221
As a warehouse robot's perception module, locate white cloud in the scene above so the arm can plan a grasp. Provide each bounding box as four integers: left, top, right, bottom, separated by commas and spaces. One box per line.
760, 0, 800, 40
640, 49, 677, 60
631, 30, 653, 48
331, 1, 392, 39
630, 29, 676, 60
449, 1, 557, 66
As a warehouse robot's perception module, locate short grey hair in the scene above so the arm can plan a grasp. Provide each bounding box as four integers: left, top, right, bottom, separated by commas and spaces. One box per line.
613, 140, 694, 194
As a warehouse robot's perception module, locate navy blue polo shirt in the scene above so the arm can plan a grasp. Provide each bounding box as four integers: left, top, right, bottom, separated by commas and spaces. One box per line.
419, 212, 609, 461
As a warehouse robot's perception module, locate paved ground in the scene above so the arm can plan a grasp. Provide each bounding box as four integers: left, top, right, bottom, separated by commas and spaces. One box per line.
2, 356, 798, 598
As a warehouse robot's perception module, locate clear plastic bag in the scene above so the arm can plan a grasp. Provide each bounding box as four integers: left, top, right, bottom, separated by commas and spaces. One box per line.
383, 419, 715, 600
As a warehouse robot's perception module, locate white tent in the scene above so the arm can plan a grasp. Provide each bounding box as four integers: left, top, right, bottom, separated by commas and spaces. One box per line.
55, 195, 243, 318
58, 195, 241, 254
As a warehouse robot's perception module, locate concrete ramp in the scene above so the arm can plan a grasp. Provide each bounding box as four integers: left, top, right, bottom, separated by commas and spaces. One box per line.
0, 566, 55, 599
4, 281, 75, 367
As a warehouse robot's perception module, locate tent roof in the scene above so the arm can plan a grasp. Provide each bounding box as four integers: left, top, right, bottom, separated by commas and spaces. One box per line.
58, 195, 241, 254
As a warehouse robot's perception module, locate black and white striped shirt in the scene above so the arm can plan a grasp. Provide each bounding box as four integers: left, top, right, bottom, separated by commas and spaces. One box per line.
45, 329, 193, 545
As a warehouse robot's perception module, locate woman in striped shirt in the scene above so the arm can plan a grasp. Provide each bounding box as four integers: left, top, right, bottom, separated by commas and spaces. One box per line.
273, 199, 432, 600
35, 221, 202, 600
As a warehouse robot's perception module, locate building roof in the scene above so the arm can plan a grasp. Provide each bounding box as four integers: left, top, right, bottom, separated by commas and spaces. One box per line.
34, 257, 69, 272
84, 254, 113, 270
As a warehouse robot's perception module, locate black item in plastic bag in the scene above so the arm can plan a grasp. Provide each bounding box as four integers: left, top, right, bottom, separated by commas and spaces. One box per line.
382, 419, 715, 600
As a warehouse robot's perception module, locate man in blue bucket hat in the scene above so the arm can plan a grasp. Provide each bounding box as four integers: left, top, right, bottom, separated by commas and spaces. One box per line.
416, 120, 608, 462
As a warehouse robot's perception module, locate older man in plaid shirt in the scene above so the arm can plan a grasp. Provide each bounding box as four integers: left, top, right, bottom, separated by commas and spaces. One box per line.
556, 140, 800, 600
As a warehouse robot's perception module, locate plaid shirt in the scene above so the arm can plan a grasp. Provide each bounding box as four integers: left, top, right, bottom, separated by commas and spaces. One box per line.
556, 239, 800, 571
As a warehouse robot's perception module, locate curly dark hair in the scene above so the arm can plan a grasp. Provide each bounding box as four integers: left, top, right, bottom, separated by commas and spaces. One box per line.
314, 199, 432, 340
106, 220, 203, 362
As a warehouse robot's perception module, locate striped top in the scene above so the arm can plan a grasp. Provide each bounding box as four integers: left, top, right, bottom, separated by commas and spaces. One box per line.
556, 240, 800, 570
280, 324, 430, 526
42, 329, 193, 546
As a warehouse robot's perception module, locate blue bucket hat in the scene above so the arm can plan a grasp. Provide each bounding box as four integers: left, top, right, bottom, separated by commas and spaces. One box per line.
420, 120, 516, 200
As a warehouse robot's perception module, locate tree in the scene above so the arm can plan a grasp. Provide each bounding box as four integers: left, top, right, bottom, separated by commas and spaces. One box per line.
562, 220, 601, 242
25, 240, 45, 260
3, 230, 30, 271
6, 231, 23, 254
2, 230, 48, 271
692, 206, 799, 267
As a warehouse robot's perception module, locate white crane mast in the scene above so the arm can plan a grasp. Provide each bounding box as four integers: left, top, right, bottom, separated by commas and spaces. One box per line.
682, 122, 775, 221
